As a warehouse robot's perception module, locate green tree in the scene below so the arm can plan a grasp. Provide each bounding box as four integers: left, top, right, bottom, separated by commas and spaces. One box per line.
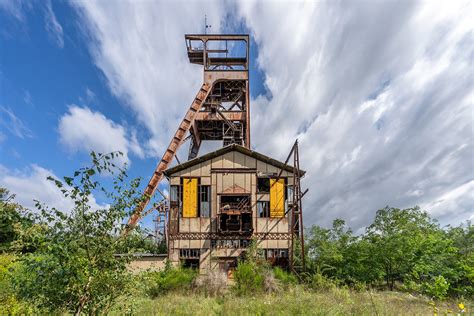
443, 222, 474, 297
12, 152, 144, 314
116, 227, 167, 254
0, 188, 34, 252
306, 219, 354, 277
365, 206, 444, 291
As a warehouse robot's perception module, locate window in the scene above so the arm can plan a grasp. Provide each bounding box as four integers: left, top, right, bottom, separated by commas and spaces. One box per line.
199, 185, 210, 217
287, 185, 294, 204
257, 201, 270, 217
257, 177, 270, 193
211, 239, 250, 249
263, 249, 289, 268
179, 248, 201, 258
170, 185, 179, 202
180, 249, 201, 269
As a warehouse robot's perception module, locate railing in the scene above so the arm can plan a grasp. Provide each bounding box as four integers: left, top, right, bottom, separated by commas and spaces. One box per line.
219, 201, 251, 214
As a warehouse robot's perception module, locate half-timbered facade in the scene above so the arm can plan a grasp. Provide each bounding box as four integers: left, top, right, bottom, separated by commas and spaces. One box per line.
164, 144, 304, 274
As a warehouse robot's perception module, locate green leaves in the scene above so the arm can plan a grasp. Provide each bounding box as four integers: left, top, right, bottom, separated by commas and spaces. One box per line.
8, 151, 143, 314
305, 207, 473, 298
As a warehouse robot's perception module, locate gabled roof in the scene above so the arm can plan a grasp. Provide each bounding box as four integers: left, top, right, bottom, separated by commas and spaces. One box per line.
163, 144, 305, 176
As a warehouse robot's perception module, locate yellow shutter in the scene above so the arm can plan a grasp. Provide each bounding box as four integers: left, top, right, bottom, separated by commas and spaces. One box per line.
183, 178, 198, 218
270, 178, 285, 217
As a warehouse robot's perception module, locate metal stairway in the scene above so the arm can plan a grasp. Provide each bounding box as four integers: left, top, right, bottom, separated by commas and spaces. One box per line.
127, 83, 211, 228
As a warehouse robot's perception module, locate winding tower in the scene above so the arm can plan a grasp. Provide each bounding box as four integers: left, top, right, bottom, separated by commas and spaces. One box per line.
128, 34, 250, 228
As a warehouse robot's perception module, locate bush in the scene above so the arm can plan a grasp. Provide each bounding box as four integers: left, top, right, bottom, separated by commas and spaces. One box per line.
233, 261, 265, 295
424, 275, 450, 299
273, 267, 297, 287
193, 271, 228, 297
145, 267, 197, 297
0, 254, 38, 314
400, 279, 422, 294
263, 270, 281, 293
309, 273, 337, 291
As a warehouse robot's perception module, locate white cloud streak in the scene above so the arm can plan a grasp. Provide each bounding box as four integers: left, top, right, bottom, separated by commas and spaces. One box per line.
44, 0, 64, 48
72, 1, 226, 157
0, 0, 29, 22
73, 1, 473, 229
0, 106, 33, 139
58, 105, 144, 165
238, 0, 473, 229
0, 164, 106, 213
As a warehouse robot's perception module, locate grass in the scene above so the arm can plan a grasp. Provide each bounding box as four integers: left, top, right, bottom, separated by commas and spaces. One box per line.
112, 286, 470, 315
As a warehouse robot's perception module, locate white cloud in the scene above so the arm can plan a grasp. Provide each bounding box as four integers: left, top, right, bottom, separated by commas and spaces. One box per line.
0, 0, 30, 22
43, 0, 64, 48
422, 180, 474, 224
0, 164, 106, 213
58, 105, 144, 165
72, 1, 227, 156
0, 106, 33, 139
238, 1, 473, 229
73, 1, 473, 229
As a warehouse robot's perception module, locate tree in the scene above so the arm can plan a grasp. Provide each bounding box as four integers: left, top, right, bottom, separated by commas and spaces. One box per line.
12, 152, 144, 314
365, 206, 444, 291
443, 222, 474, 297
306, 219, 364, 279
0, 188, 32, 252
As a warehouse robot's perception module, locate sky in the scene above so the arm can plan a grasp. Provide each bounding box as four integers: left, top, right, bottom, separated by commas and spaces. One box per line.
0, 0, 472, 233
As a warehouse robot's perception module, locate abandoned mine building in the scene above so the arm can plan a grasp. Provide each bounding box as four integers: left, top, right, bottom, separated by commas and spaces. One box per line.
164, 144, 305, 275
130, 34, 306, 276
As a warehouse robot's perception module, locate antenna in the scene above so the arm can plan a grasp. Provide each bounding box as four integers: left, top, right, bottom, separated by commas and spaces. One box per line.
204, 14, 211, 34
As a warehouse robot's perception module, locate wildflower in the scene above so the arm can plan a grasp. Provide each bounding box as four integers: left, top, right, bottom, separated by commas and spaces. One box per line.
458, 303, 465, 311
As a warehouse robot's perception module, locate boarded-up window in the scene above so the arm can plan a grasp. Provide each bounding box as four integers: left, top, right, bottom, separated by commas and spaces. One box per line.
270, 178, 285, 217
182, 178, 198, 217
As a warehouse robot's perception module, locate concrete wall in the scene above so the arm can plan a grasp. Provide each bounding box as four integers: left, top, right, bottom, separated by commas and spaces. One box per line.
126, 255, 167, 274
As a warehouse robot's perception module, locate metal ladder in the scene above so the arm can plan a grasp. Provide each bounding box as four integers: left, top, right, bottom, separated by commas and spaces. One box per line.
126, 83, 211, 229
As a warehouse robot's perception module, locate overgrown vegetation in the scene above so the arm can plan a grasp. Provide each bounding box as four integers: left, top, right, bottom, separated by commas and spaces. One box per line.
143, 263, 198, 298
0, 152, 472, 314
305, 207, 473, 298
0, 152, 164, 314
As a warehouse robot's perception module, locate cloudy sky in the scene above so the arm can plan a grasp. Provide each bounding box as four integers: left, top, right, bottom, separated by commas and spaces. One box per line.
0, 0, 472, 232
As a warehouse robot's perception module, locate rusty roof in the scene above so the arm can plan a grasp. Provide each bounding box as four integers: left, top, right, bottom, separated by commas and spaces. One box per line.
163, 144, 305, 177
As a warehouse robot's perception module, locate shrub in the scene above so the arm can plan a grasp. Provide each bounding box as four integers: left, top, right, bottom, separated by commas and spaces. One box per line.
9, 152, 141, 314
193, 271, 228, 297
273, 267, 297, 287
233, 261, 265, 295
0, 254, 38, 314
145, 267, 197, 297
400, 279, 422, 294
310, 273, 337, 291
263, 270, 281, 293
424, 275, 450, 299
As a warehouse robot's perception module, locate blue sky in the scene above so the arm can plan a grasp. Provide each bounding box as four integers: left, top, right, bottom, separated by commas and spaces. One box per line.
1, 1, 472, 233
0, 1, 267, 231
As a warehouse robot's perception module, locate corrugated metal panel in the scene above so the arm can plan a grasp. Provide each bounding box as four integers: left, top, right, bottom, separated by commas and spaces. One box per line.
183, 178, 198, 217
270, 178, 285, 217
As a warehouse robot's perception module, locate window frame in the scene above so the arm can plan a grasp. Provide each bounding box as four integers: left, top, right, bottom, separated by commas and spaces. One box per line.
257, 201, 270, 218
199, 185, 211, 217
